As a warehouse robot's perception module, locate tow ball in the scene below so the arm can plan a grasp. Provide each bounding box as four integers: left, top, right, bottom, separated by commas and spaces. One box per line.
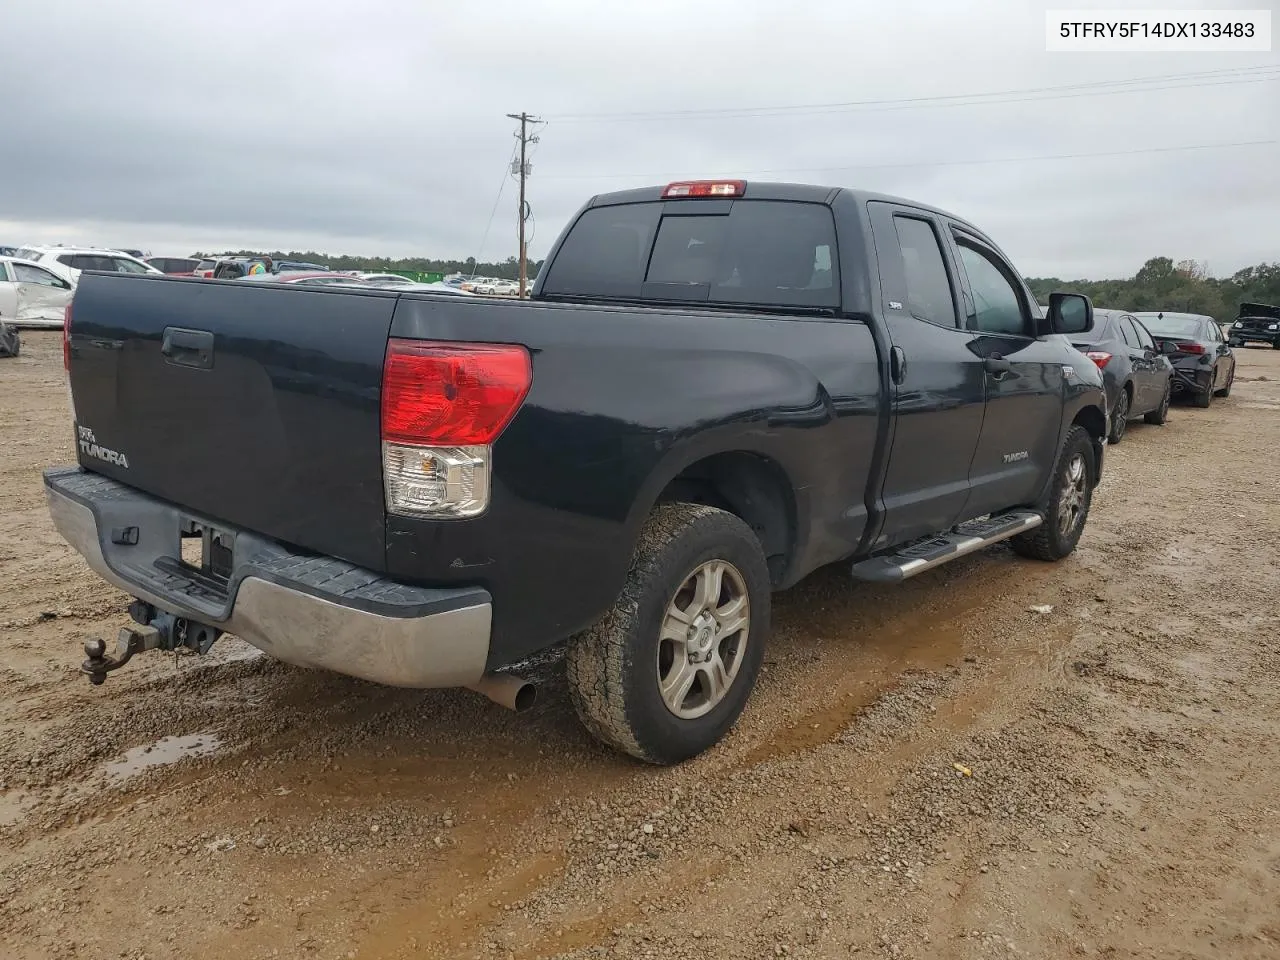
81, 625, 162, 685
81, 603, 224, 686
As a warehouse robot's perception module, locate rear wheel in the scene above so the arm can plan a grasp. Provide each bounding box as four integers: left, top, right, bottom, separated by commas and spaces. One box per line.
566, 503, 770, 765
1145, 380, 1171, 425
1011, 425, 1095, 562
1107, 387, 1130, 444
1215, 364, 1235, 398
1193, 382, 1213, 408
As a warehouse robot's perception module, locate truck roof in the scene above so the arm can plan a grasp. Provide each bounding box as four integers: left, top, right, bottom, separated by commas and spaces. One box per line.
589, 181, 968, 217
584, 180, 992, 242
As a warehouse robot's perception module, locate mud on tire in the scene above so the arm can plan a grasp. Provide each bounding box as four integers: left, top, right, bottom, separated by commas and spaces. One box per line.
1010, 425, 1096, 562
565, 502, 771, 765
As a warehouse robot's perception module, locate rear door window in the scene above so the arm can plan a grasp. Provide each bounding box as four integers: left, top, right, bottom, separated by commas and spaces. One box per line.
110, 257, 151, 273
1118, 316, 1140, 348
1130, 318, 1155, 350
542, 199, 839, 309
891, 215, 957, 328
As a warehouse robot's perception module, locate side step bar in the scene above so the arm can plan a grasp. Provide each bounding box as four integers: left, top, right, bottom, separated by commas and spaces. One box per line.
850, 510, 1043, 583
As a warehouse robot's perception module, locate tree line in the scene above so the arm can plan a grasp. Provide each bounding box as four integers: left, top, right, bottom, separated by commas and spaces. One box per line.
191, 251, 545, 280
1027, 258, 1280, 320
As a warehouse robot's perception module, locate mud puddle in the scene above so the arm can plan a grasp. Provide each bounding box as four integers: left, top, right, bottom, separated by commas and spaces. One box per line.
103, 732, 224, 784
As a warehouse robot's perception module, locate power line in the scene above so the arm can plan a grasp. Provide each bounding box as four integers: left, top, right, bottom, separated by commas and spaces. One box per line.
538, 138, 1278, 182
545, 65, 1280, 123
470, 140, 520, 274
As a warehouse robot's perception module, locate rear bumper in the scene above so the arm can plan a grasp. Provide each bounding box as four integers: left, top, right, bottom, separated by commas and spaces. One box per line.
43, 466, 492, 688
1229, 329, 1279, 344
1170, 365, 1213, 395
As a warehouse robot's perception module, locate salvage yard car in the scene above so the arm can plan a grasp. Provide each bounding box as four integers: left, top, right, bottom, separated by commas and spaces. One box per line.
46, 180, 1107, 765
0, 255, 74, 328
1228, 301, 1280, 349
1069, 308, 1174, 442
1133, 311, 1236, 408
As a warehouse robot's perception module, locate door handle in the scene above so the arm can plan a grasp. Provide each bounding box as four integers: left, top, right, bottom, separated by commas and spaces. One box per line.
161, 327, 215, 370
890, 346, 907, 385
983, 356, 1012, 376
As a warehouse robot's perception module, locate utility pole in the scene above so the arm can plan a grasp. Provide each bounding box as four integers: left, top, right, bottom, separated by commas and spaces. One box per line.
506, 112, 539, 298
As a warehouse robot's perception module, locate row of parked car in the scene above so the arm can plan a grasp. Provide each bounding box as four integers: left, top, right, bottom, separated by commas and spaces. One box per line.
1068, 307, 1249, 442
0, 247, 507, 329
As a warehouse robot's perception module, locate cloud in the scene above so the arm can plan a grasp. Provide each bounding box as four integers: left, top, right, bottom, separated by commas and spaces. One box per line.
1, 0, 1276, 277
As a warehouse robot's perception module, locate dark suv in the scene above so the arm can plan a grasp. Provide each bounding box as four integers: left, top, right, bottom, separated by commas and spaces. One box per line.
1070, 309, 1174, 442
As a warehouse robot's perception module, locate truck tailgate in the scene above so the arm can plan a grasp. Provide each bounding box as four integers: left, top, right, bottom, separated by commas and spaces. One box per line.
67, 274, 397, 571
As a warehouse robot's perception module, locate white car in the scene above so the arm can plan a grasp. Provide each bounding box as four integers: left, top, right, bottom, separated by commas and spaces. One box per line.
0, 256, 74, 328
12, 246, 163, 286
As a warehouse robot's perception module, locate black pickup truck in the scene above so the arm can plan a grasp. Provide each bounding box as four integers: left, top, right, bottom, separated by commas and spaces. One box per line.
47, 180, 1106, 764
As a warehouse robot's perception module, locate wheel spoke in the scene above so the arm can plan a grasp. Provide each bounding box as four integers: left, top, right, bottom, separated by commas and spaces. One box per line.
660, 659, 697, 710
703, 654, 730, 704
690, 561, 725, 614
660, 610, 691, 645
713, 594, 748, 636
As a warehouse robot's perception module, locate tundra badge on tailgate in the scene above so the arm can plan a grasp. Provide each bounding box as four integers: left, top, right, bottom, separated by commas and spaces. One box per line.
77, 425, 130, 469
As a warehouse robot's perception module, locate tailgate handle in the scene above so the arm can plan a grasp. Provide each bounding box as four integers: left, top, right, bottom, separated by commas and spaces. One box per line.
161, 327, 214, 370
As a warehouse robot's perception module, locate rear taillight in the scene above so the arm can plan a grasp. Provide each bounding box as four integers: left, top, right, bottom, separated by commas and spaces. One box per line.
380, 339, 531, 519
1177, 342, 1206, 354
1084, 350, 1112, 369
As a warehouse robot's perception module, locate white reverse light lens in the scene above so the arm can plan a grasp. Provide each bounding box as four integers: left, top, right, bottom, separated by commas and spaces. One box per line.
382, 443, 490, 518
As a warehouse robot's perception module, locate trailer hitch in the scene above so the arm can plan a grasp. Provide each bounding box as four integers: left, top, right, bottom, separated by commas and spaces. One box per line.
80, 608, 224, 686
82, 625, 162, 685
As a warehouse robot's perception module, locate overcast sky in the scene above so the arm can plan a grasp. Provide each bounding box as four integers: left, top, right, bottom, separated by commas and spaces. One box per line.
1, 0, 1276, 278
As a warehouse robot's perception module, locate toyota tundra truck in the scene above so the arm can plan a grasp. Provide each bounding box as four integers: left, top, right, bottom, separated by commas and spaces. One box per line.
47, 180, 1106, 764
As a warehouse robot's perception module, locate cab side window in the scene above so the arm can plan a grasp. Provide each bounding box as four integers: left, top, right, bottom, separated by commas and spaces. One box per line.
955, 241, 1028, 336
892, 215, 957, 328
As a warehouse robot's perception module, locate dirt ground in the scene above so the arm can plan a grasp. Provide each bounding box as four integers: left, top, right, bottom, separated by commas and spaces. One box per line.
2, 330, 1278, 960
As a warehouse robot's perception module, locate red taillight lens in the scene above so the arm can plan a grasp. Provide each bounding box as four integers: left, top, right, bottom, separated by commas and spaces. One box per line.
1176, 342, 1205, 354
63, 302, 73, 371
661, 180, 746, 198
381, 339, 531, 447
1085, 350, 1111, 368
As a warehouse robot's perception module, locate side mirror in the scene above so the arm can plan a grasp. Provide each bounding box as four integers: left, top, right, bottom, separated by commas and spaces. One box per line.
1047, 292, 1093, 335
1161, 340, 1178, 355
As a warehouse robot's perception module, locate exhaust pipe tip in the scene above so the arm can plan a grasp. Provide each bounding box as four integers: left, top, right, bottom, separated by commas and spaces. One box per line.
467, 673, 536, 713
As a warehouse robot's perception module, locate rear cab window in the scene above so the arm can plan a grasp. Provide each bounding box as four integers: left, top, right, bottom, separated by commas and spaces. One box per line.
541, 199, 840, 310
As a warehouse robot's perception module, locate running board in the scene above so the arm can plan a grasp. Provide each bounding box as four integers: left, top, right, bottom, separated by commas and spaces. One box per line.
850, 510, 1043, 583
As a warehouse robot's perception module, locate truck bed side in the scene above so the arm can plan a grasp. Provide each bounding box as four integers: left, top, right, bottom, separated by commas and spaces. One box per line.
386, 293, 884, 666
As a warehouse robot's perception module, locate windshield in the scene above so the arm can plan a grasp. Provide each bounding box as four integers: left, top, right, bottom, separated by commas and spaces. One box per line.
1136, 314, 1203, 338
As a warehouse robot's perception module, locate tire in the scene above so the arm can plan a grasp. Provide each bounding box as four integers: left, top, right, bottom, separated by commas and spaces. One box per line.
1010, 425, 1095, 562
1144, 380, 1171, 425
1107, 387, 1130, 444
565, 502, 771, 765
1273, 340, 1280, 351
1193, 383, 1213, 408
1215, 365, 1234, 398
1229, 338, 1243, 347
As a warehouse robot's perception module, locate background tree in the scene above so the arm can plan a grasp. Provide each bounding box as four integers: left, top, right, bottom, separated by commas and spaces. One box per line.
1027, 258, 1280, 320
